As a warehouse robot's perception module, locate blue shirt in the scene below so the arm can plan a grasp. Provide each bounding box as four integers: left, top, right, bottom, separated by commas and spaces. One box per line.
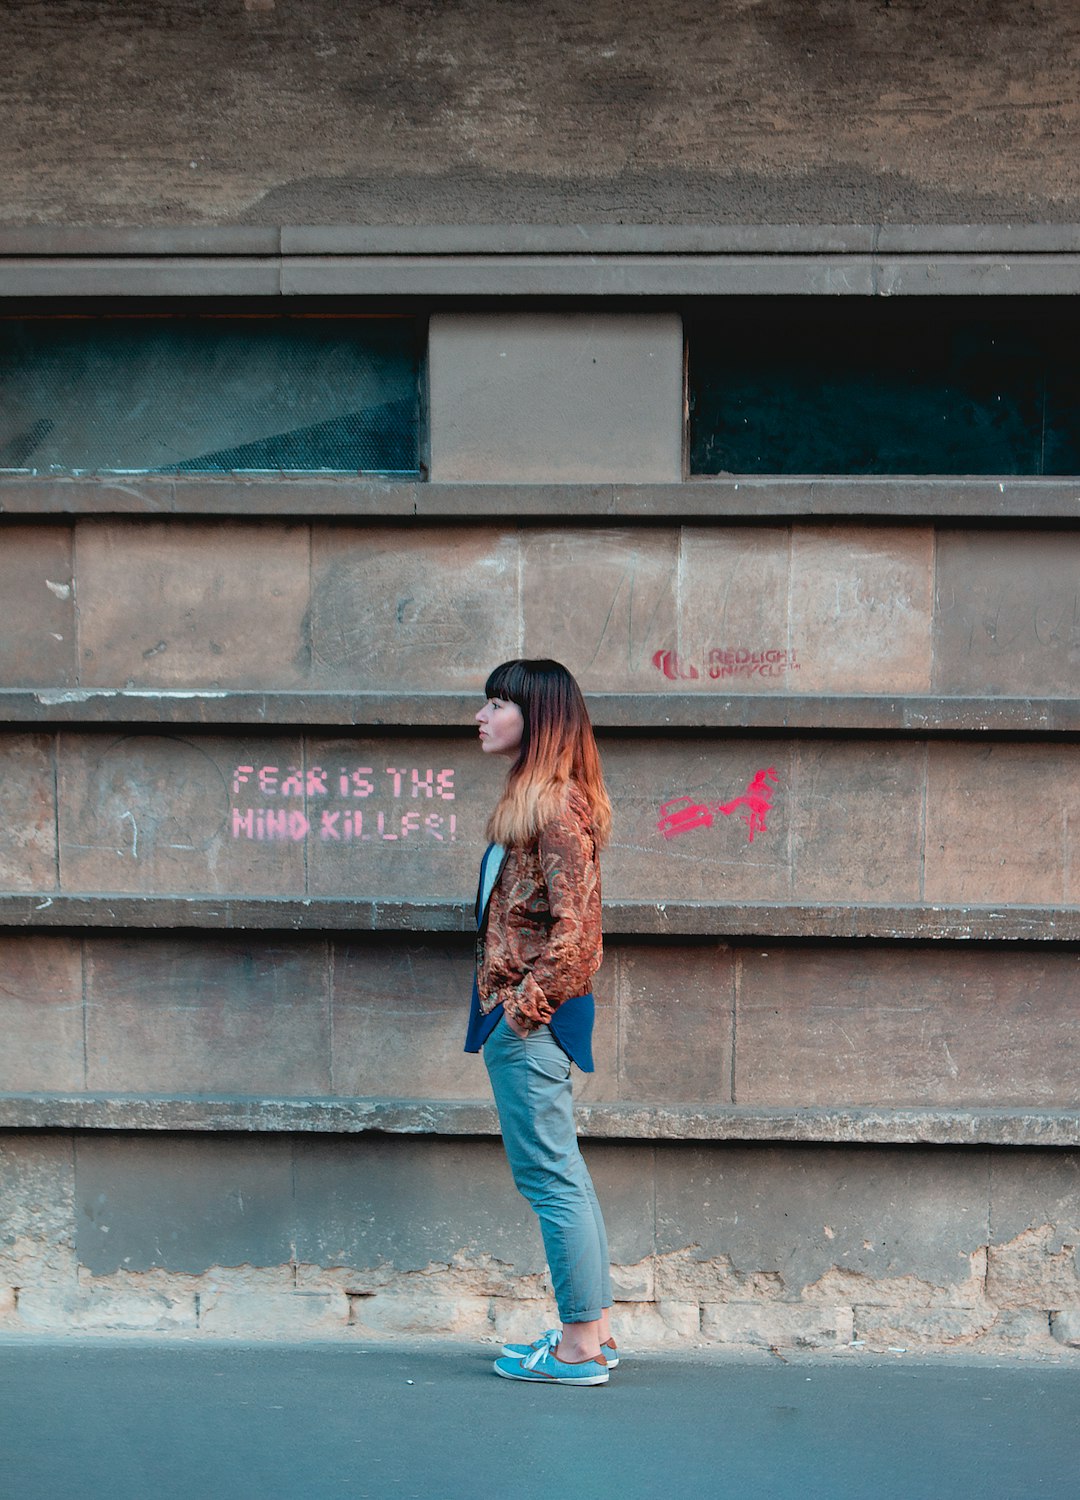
464, 842, 596, 1072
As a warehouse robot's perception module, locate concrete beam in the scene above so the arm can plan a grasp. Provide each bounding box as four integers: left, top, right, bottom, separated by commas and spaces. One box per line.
1, 894, 1077, 941
3, 689, 1080, 733
2, 1093, 1078, 1146
3, 477, 1078, 520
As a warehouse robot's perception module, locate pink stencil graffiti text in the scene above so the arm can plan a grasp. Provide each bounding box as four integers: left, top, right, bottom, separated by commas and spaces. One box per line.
652, 648, 799, 681
657, 767, 778, 844
231, 763, 458, 842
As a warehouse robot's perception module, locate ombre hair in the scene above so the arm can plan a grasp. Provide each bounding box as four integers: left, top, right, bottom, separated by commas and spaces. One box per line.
484, 658, 611, 849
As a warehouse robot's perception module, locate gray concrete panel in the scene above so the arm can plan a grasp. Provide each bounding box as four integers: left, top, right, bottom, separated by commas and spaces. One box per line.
330, 937, 480, 1101
428, 314, 683, 483
737, 948, 1080, 1109
0, 527, 76, 688
933, 530, 1080, 698
309, 525, 519, 691
56, 731, 308, 897
925, 743, 1080, 906
77, 521, 311, 690
0, 734, 56, 892
615, 941, 734, 1107
0, 936, 83, 1093
654, 1143, 990, 1292
85, 936, 331, 1096
292, 1134, 545, 1275
521, 528, 680, 692
74, 1133, 295, 1275
789, 741, 925, 903
293, 1134, 655, 1274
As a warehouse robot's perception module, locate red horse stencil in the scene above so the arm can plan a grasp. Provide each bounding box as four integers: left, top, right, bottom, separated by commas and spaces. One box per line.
657, 767, 778, 844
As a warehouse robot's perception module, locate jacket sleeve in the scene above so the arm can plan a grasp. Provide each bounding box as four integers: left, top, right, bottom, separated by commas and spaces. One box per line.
498, 804, 601, 1031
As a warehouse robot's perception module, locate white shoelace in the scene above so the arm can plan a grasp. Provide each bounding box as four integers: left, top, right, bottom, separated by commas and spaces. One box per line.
523, 1330, 561, 1370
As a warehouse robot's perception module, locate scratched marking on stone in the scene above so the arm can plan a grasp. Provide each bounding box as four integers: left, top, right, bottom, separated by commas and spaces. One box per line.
657, 767, 778, 844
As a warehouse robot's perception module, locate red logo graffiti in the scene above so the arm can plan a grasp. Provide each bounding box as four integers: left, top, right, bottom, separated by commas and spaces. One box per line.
657, 767, 778, 844
651, 648, 699, 680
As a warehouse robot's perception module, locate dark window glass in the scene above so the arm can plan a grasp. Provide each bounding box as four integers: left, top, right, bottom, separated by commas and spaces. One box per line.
0, 313, 421, 474
689, 299, 1080, 475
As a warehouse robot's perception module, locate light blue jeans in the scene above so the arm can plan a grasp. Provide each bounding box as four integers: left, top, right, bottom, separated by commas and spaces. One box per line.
483, 1017, 612, 1324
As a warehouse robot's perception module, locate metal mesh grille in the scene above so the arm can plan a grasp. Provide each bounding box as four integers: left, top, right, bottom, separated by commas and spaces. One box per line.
690, 300, 1080, 476
0, 314, 421, 474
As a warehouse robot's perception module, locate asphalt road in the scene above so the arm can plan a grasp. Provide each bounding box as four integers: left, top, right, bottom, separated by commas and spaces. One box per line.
1, 1338, 1077, 1500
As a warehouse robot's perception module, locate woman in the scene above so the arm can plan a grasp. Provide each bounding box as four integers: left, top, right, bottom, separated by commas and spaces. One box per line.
464, 658, 618, 1387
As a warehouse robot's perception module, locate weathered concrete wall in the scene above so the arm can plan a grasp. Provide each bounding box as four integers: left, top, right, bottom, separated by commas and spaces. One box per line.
2, 726, 1079, 906
2, 933, 1079, 1110
3, 1131, 1078, 1352
3, 0, 1080, 225
4, 519, 1078, 697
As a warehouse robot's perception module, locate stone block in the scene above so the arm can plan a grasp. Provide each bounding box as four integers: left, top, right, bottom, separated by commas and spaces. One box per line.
933, 530, 1080, 696
986, 1225, 1080, 1307
852, 1305, 993, 1347
353, 1293, 490, 1336
988, 1308, 1059, 1348
0, 525, 76, 687
520, 528, 679, 693
309, 525, 519, 691
610, 1300, 700, 1346
200, 1289, 348, 1336
602, 738, 793, 902
615, 941, 733, 1106
702, 1301, 853, 1349
988, 1153, 1080, 1305
57, 730, 308, 896
676, 527, 793, 694
0, 1285, 16, 1320
925, 743, 1080, 905
85, 934, 331, 1095
789, 525, 934, 693
737, 947, 1080, 1108
305, 734, 486, 904
0, 936, 84, 1092
1050, 1310, 1080, 1348
77, 520, 311, 688
0, 1133, 77, 1285
0, 734, 56, 891
74, 1134, 295, 1275
428, 313, 683, 483
610, 1260, 655, 1302
16, 1285, 197, 1331
491, 1299, 560, 1344
330, 937, 480, 1099
789, 740, 924, 902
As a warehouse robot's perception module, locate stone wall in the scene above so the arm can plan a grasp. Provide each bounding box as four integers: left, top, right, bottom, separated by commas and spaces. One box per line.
3, 1, 1080, 225
4, 1132, 1080, 1354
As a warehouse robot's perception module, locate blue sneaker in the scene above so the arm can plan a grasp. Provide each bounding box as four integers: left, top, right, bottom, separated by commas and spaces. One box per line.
501, 1327, 620, 1369
494, 1343, 610, 1386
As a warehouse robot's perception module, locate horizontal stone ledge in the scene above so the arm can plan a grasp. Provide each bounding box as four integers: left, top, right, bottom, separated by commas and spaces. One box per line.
6, 251, 1080, 299
1, 476, 1078, 520
2, 895, 1078, 941
3, 689, 1079, 735
4, 224, 1080, 256
2, 1092, 1078, 1146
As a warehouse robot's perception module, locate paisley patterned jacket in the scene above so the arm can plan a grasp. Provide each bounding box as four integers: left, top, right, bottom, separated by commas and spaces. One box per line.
476, 781, 603, 1033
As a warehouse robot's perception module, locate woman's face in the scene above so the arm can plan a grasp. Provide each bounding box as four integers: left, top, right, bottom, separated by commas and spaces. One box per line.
475, 695, 525, 757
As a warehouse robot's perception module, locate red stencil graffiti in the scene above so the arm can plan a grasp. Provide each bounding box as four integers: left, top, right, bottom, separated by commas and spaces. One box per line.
657, 767, 778, 844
